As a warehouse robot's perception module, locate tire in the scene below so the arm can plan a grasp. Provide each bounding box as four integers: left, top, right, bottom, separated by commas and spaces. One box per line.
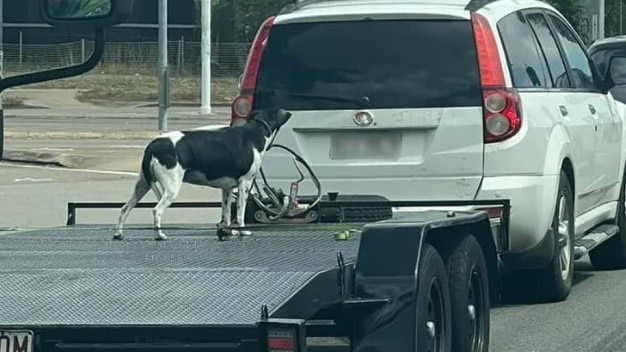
416, 243, 452, 352
589, 168, 626, 270
446, 235, 490, 352
522, 170, 575, 302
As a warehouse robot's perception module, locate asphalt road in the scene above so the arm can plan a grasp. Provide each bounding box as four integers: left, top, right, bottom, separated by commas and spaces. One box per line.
2, 161, 626, 351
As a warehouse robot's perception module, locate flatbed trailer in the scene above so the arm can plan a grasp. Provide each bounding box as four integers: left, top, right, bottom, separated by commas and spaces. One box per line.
0, 200, 507, 352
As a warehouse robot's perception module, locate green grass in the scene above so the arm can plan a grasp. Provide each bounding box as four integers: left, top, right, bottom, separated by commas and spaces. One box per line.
3, 95, 25, 108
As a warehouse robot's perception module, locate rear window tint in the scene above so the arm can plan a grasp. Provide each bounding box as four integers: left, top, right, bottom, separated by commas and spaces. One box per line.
253, 19, 482, 111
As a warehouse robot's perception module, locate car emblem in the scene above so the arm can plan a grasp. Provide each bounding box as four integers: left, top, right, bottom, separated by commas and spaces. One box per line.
354, 111, 374, 127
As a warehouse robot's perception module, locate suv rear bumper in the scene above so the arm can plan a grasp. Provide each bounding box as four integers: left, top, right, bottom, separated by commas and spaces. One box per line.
477, 174, 560, 269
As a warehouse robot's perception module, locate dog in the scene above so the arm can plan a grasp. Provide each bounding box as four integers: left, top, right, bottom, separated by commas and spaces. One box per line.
113, 108, 293, 241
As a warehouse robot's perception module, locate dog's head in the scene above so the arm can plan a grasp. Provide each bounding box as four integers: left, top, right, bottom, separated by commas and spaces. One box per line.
250, 108, 293, 132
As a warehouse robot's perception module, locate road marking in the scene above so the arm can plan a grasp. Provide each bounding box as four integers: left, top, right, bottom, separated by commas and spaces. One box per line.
109, 145, 145, 149
0, 163, 139, 177
29, 147, 75, 151
15, 177, 54, 183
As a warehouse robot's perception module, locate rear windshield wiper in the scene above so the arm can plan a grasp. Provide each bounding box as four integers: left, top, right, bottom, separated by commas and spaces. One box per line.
286, 93, 371, 107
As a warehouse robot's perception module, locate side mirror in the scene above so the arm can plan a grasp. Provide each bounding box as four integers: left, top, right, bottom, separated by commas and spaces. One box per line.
608, 56, 626, 87
40, 0, 134, 29
0, 0, 135, 163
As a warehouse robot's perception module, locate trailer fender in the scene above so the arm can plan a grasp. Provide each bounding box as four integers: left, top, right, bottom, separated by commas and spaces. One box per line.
346, 210, 494, 352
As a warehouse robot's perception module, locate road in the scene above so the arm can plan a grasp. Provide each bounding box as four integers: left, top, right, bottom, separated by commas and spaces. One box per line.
2, 161, 626, 351
0, 161, 222, 230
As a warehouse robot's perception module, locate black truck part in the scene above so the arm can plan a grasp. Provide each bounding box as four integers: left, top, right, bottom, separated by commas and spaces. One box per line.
1, 200, 508, 352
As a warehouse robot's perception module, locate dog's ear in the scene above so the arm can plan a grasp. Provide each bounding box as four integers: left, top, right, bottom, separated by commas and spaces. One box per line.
276, 108, 293, 126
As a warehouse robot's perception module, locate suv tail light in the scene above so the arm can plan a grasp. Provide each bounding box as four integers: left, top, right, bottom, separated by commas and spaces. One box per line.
231, 16, 276, 126
471, 12, 522, 143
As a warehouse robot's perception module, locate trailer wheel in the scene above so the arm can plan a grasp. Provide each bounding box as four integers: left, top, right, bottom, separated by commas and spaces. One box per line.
446, 235, 489, 352
416, 243, 452, 352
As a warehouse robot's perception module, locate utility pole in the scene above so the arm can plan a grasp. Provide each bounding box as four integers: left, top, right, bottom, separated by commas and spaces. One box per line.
619, 0, 624, 35
157, 0, 169, 132
0, 0, 4, 160
200, 0, 212, 115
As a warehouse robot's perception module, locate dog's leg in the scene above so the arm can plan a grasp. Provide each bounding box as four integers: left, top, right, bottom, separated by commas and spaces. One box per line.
220, 188, 233, 228
152, 165, 184, 241
151, 183, 163, 201
113, 173, 151, 240
217, 187, 234, 240
232, 179, 254, 236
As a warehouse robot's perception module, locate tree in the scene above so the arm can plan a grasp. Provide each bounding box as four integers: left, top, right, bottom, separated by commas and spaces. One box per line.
543, 0, 585, 30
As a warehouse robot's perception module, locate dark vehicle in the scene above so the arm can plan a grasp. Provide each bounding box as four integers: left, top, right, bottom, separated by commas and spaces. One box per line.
0, 1, 506, 352
589, 36, 626, 104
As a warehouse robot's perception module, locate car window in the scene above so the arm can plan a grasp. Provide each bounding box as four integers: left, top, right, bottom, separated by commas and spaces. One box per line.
547, 14, 598, 90
526, 13, 570, 88
497, 11, 549, 88
253, 19, 482, 111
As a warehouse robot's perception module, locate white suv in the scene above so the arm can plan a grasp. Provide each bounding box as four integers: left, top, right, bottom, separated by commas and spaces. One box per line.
230, 0, 626, 303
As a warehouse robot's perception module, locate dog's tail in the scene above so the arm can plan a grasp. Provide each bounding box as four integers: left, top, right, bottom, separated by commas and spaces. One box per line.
141, 146, 154, 184
140, 137, 178, 184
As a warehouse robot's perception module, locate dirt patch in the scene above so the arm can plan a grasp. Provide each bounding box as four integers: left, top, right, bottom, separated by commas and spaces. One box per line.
14, 74, 239, 107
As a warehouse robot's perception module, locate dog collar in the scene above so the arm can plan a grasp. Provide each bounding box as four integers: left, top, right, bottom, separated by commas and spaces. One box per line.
255, 119, 272, 137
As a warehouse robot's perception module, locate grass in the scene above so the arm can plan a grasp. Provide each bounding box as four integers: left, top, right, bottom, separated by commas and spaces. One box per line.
3, 95, 25, 108
8, 72, 239, 106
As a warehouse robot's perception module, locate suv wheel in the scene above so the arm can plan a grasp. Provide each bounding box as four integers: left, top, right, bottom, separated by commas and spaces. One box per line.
522, 171, 575, 302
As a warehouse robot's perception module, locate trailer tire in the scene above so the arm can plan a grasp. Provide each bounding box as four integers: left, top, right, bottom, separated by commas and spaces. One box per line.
416, 243, 452, 352
445, 235, 489, 352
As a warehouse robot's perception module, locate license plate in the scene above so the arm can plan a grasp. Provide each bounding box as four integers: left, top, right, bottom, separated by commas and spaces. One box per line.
0, 330, 34, 352
330, 132, 402, 160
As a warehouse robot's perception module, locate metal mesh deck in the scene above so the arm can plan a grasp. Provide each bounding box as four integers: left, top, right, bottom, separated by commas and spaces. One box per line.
0, 225, 360, 326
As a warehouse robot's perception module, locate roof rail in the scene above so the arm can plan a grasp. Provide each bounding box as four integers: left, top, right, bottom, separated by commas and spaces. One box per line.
464, 0, 499, 11
277, 0, 500, 15
278, 0, 343, 14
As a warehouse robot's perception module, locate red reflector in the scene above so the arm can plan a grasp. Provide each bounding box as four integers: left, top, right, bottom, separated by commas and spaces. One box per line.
477, 207, 502, 219
268, 337, 295, 350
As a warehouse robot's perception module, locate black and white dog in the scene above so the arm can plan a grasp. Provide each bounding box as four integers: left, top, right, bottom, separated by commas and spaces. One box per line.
113, 108, 293, 241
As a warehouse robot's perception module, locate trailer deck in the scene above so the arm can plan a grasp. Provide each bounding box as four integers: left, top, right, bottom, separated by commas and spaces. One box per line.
0, 224, 361, 327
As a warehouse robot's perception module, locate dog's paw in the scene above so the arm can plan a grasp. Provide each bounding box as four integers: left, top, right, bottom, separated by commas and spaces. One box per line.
112, 233, 124, 241
239, 229, 253, 236
216, 227, 231, 241
154, 233, 168, 241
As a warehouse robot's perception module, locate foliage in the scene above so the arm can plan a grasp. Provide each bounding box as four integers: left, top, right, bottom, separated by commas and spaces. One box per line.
196, 0, 292, 42
543, 0, 585, 30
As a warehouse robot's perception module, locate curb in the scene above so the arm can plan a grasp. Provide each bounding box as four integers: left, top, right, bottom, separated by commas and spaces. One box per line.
5, 131, 161, 140
3, 149, 90, 168
4, 113, 232, 121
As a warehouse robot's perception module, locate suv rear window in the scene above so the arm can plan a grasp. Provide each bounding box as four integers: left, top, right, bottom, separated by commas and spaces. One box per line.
253, 19, 482, 111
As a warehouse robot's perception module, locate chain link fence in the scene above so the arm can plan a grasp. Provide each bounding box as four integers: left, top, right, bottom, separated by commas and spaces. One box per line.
2, 40, 252, 77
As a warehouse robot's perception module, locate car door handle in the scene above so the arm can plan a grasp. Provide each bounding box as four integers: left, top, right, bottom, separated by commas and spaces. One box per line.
589, 104, 597, 114
559, 105, 568, 116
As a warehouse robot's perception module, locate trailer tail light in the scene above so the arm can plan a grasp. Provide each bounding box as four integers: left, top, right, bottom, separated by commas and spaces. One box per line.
475, 206, 502, 220
471, 12, 522, 143
268, 329, 295, 351
259, 319, 306, 352
231, 16, 276, 126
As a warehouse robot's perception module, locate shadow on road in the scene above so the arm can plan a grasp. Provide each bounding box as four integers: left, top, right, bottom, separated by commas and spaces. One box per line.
493, 268, 595, 307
